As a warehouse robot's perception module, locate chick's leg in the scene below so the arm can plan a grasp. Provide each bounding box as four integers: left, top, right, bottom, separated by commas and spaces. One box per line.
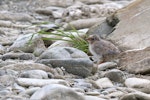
97, 55, 104, 64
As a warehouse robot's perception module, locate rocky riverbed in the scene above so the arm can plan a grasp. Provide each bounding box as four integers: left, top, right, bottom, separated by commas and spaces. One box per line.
0, 0, 150, 100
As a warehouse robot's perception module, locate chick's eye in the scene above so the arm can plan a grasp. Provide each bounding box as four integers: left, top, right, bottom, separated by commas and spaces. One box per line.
91, 38, 94, 40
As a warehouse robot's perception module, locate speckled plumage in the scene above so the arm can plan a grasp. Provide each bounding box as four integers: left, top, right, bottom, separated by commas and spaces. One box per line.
87, 35, 120, 63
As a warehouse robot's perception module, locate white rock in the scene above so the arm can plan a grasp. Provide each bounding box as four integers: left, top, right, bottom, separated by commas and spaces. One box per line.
125, 78, 150, 88
17, 78, 68, 87
85, 96, 106, 100
49, 40, 72, 48
37, 0, 74, 7
108, 0, 150, 50
20, 70, 48, 79
20, 87, 41, 96
108, 91, 124, 98
98, 62, 117, 71
104, 69, 125, 83
96, 77, 114, 88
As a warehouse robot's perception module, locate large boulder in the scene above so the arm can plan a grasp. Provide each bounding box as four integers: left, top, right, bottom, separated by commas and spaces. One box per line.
88, 0, 150, 50
120, 92, 150, 100
37, 58, 93, 77
119, 47, 150, 74
125, 78, 150, 94
2, 52, 35, 61
37, 47, 93, 77
30, 84, 85, 100
107, 0, 150, 50
38, 47, 89, 60
93, 0, 150, 75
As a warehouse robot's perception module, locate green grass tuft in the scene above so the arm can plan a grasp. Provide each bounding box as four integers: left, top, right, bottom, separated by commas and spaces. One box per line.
38, 27, 89, 53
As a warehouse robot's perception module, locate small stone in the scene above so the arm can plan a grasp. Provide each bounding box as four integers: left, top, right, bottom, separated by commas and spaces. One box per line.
39, 23, 58, 30
0, 90, 11, 95
104, 69, 125, 83
49, 40, 72, 48
98, 62, 117, 71
0, 44, 5, 54
0, 75, 15, 86
36, 0, 74, 7
52, 10, 63, 18
17, 78, 68, 87
0, 70, 6, 76
125, 78, 150, 88
12, 83, 25, 93
0, 62, 53, 72
0, 95, 29, 100
96, 77, 114, 89
5, 69, 18, 76
72, 79, 93, 90
63, 18, 106, 30
101, 87, 117, 96
72, 88, 85, 93
0, 60, 17, 68
2, 52, 35, 61
20, 87, 41, 96
85, 91, 100, 96
0, 12, 34, 22
85, 95, 106, 100
20, 70, 48, 79
108, 91, 124, 98
35, 8, 52, 15
9, 34, 46, 56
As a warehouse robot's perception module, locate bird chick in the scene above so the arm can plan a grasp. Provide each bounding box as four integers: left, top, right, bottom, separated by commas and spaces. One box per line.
87, 34, 120, 64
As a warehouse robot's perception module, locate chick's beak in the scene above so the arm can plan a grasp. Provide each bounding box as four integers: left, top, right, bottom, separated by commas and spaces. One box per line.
86, 37, 90, 41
